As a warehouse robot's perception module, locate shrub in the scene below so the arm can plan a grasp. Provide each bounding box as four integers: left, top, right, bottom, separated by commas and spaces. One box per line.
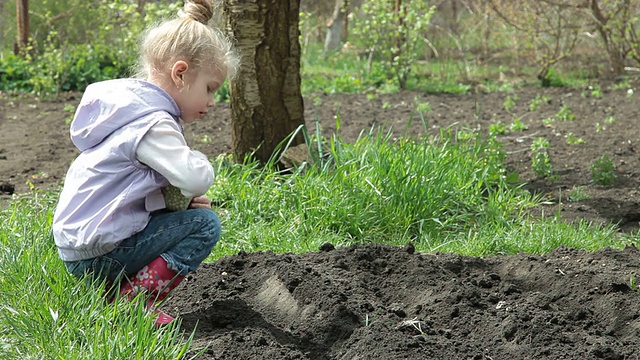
0, 1, 181, 94
350, 1, 435, 89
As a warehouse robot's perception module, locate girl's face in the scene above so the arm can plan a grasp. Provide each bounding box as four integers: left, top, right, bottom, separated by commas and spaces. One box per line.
170, 62, 225, 124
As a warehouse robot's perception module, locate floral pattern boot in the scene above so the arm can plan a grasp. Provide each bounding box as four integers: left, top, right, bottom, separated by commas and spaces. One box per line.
119, 256, 185, 326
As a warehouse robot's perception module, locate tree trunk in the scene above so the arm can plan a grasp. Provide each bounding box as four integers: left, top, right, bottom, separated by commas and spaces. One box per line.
223, 0, 305, 164
589, 0, 627, 75
0, 1, 4, 49
137, 0, 146, 17
324, 0, 347, 52
324, 0, 364, 52
15, 0, 29, 55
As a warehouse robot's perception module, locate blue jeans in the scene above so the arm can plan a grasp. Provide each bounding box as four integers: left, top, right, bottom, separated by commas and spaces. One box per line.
64, 209, 221, 282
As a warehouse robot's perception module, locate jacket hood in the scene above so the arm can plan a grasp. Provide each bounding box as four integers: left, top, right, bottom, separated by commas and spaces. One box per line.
70, 79, 180, 151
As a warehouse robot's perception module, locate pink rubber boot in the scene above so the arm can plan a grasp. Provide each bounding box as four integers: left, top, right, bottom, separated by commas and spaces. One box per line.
119, 256, 185, 326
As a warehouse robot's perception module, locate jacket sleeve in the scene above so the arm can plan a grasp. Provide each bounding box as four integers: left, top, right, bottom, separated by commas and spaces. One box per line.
136, 118, 214, 198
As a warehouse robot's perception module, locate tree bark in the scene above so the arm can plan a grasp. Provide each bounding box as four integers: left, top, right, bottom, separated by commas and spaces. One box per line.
137, 0, 146, 17
223, 0, 305, 164
0, 0, 5, 49
324, 0, 347, 52
324, 0, 364, 52
589, 0, 627, 75
15, 0, 29, 55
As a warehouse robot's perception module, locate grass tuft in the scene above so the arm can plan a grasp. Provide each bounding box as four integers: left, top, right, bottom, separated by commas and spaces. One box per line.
207, 125, 624, 259
0, 194, 195, 359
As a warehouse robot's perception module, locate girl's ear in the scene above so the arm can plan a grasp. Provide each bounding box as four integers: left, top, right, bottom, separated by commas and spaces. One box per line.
170, 61, 189, 88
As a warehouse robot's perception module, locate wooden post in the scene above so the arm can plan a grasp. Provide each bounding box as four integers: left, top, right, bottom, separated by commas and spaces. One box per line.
15, 0, 29, 54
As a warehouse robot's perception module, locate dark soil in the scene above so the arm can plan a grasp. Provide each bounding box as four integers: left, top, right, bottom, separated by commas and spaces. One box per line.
2, 83, 640, 359
171, 244, 640, 360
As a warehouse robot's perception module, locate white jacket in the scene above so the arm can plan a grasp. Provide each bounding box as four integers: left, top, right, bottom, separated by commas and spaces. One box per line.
52, 79, 214, 261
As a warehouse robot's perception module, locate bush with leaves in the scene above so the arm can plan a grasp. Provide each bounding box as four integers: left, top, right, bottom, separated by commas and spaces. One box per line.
0, 0, 181, 94
349, 1, 435, 90
584, 0, 640, 75
489, 0, 585, 85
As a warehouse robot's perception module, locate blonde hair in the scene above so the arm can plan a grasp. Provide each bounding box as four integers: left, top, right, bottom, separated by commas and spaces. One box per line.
135, 0, 239, 80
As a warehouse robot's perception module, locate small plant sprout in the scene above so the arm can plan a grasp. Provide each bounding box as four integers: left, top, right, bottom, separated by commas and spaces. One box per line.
610, 79, 631, 90
596, 116, 615, 132
532, 137, 550, 151
531, 137, 552, 178
365, 308, 383, 327
63, 104, 76, 125
591, 154, 617, 186
489, 122, 508, 136
556, 104, 575, 121
565, 132, 585, 145
542, 117, 556, 127
382, 101, 392, 109
529, 94, 551, 111
568, 186, 589, 201
456, 129, 476, 141
583, 84, 603, 98
366, 93, 379, 101
591, 85, 603, 98
631, 274, 640, 292
510, 118, 528, 132
414, 97, 432, 113
504, 94, 518, 112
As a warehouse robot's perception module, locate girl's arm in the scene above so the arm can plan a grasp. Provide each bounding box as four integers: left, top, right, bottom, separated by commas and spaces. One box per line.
136, 118, 214, 199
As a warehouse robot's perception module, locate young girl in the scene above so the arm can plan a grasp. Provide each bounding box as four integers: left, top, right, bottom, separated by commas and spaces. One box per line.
52, 0, 238, 326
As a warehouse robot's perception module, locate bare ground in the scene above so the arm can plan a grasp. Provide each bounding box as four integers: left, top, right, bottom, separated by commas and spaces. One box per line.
2, 82, 640, 359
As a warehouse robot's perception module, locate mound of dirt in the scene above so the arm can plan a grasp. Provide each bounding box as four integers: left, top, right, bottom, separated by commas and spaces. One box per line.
166, 243, 640, 359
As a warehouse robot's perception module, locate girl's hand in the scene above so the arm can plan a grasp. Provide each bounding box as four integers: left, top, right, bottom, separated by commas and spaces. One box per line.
189, 195, 212, 210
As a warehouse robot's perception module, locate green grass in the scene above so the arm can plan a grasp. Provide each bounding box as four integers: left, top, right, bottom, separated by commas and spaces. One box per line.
301, 45, 397, 95
0, 193, 198, 359
301, 43, 531, 96
299, 41, 596, 96
206, 127, 626, 258
0, 125, 631, 358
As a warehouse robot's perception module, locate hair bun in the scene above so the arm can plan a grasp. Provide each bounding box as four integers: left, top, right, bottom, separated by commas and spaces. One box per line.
179, 0, 214, 25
